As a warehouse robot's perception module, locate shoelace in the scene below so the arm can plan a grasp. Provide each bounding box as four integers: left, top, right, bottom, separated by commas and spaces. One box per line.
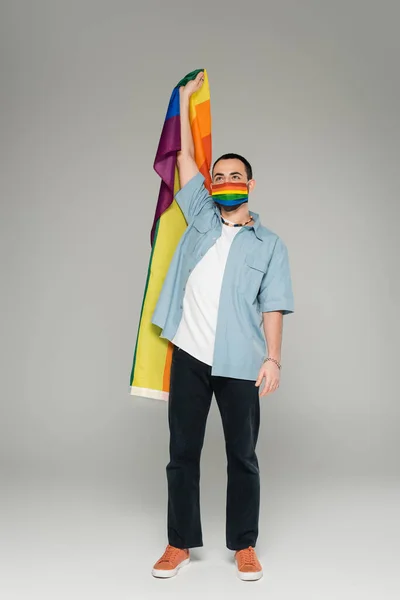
161, 545, 182, 564
237, 546, 257, 567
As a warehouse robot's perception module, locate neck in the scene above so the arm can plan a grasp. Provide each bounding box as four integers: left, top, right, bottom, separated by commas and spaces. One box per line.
220, 204, 252, 224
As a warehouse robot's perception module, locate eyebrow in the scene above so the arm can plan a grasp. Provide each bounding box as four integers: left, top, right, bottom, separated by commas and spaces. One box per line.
213, 171, 244, 177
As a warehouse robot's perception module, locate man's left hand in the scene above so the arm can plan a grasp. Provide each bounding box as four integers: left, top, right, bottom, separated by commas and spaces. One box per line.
255, 361, 280, 397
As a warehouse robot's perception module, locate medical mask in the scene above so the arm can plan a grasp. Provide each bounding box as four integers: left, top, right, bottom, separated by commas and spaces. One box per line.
211, 181, 249, 210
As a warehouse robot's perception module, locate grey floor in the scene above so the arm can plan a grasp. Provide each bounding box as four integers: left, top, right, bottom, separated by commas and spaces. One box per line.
2, 472, 399, 600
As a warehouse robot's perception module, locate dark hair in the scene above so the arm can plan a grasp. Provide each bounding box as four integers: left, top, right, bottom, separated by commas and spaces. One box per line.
212, 153, 253, 180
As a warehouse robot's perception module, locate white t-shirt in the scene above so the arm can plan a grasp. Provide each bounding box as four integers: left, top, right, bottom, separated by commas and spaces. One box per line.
171, 218, 241, 365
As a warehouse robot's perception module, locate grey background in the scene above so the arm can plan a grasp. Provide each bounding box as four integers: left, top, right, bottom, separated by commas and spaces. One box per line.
1, 0, 399, 598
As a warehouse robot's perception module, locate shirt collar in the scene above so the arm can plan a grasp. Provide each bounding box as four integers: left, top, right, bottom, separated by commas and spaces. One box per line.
248, 211, 264, 241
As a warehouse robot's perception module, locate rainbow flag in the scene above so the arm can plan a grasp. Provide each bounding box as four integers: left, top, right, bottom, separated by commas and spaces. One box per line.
129, 69, 212, 401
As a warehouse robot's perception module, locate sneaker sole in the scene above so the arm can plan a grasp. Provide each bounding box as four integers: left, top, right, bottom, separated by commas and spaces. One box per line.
236, 565, 263, 581
152, 557, 190, 578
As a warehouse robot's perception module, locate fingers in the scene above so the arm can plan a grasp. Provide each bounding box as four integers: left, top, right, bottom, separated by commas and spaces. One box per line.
260, 378, 280, 397
182, 72, 205, 98
255, 368, 264, 387
259, 378, 270, 396
257, 363, 281, 397
196, 71, 205, 88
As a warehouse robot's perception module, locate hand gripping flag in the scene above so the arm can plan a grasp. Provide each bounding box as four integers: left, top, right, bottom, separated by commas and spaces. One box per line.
129, 69, 212, 400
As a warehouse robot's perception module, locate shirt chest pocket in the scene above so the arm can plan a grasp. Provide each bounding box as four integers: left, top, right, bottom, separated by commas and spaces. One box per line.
239, 254, 267, 301
183, 224, 207, 257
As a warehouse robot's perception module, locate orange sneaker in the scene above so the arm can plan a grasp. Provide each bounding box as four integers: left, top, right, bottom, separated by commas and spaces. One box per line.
234, 546, 263, 581
152, 544, 190, 578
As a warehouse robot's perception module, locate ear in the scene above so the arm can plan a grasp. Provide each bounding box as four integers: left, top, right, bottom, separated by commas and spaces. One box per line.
248, 179, 256, 193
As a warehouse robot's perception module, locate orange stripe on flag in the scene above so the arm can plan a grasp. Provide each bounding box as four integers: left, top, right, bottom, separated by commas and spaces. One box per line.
193, 99, 211, 138
163, 342, 173, 391
192, 117, 206, 170
199, 160, 212, 192
201, 133, 212, 171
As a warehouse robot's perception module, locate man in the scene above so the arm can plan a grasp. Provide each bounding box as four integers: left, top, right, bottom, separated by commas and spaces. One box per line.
150, 71, 294, 581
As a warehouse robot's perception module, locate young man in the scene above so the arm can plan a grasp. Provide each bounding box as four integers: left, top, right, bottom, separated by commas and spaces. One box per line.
150, 71, 294, 581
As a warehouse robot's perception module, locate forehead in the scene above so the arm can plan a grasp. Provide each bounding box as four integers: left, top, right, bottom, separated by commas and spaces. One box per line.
212, 158, 246, 175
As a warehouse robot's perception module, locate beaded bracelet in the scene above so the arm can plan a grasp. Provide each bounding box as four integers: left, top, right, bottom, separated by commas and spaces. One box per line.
263, 357, 281, 370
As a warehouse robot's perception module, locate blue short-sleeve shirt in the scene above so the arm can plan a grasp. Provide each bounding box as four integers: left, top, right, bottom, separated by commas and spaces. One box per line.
151, 172, 294, 380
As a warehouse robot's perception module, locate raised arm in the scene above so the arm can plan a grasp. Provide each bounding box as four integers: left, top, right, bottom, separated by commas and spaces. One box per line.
174, 71, 214, 222
176, 71, 204, 187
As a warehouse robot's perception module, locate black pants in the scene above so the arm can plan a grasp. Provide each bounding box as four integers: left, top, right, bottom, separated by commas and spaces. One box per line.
166, 345, 260, 551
